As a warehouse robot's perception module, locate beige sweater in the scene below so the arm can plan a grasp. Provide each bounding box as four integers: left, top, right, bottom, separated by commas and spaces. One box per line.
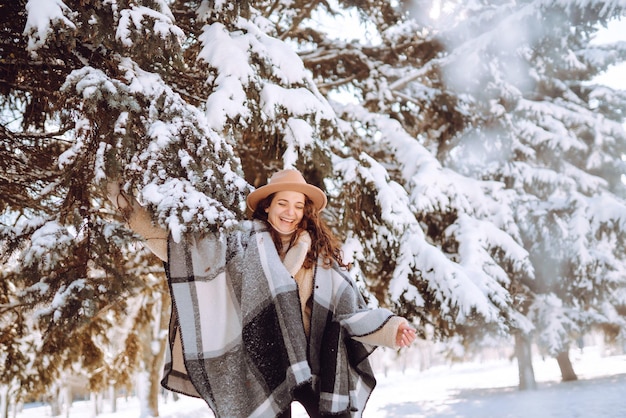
116, 196, 406, 349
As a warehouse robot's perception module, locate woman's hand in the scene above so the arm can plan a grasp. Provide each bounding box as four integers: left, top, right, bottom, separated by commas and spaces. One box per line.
106, 180, 122, 207
106, 180, 132, 218
396, 321, 417, 348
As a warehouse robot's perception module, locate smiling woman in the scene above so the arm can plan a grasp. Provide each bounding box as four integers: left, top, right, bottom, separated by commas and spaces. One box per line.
107, 168, 416, 418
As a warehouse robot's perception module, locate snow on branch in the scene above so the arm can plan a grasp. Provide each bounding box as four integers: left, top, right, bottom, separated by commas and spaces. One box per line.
260, 84, 334, 120
581, 41, 626, 68
562, 161, 609, 194
61, 59, 249, 237
141, 178, 238, 242
23, 0, 76, 55
198, 19, 335, 133
331, 104, 538, 330
334, 153, 414, 232
35, 279, 87, 323
283, 118, 315, 167
342, 106, 508, 221
117, 5, 184, 48
448, 214, 534, 287
17, 219, 74, 272
588, 192, 626, 231
333, 152, 523, 329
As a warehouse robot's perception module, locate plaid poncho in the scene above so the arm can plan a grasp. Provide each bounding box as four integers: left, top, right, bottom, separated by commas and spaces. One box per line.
161, 220, 395, 417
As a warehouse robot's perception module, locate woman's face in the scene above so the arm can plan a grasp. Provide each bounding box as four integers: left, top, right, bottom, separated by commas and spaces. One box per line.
265, 191, 306, 234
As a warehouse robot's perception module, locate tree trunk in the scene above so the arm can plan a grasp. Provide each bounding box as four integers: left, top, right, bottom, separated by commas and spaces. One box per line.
90, 392, 102, 416
138, 287, 171, 418
0, 386, 8, 418
49, 386, 62, 417
514, 332, 537, 390
62, 386, 71, 418
136, 371, 152, 418
109, 384, 117, 413
556, 350, 578, 381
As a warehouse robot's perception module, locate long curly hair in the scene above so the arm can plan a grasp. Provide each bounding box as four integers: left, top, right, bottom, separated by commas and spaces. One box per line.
251, 193, 346, 269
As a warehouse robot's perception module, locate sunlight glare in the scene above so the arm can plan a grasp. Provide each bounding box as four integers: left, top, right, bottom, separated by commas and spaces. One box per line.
430, 0, 442, 20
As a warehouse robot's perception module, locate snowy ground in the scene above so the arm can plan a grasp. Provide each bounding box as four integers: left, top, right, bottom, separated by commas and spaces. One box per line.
16, 346, 626, 418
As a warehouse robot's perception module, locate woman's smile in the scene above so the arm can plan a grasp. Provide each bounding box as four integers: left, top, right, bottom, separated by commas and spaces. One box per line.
266, 191, 305, 234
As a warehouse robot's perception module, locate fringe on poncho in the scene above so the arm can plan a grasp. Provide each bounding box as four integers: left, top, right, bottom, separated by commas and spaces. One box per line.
160, 220, 395, 417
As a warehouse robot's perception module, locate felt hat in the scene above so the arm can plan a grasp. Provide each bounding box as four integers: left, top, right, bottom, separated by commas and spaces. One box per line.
246, 169, 327, 213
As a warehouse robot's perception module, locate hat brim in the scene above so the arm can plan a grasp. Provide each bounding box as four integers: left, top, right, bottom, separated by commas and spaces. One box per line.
246, 182, 327, 214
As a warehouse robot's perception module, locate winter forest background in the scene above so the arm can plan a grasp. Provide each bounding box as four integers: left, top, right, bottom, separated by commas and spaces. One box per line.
1, 0, 626, 417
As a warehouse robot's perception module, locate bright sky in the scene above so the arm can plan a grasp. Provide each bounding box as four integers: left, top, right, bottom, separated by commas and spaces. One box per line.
591, 18, 626, 89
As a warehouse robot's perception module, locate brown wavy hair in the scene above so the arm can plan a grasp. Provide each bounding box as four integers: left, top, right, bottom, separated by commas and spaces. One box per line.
251, 193, 346, 269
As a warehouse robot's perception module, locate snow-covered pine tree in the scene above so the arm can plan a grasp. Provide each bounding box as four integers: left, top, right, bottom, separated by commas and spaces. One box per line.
276, 0, 626, 389
396, 0, 626, 387
511, 3, 626, 382
0, 0, 242, 414
0, 0, 338, 414
287, 0, 539, 382
289, 1, 536, 347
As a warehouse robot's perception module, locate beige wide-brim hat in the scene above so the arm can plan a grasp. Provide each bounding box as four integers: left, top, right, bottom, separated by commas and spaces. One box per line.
246, 169, 327, 214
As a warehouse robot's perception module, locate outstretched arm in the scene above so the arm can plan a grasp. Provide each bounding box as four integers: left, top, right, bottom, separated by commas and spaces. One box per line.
106, 181, 169, 262
353, 316, 417, 349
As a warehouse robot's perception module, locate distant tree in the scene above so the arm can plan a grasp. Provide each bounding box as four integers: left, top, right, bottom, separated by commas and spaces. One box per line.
395, 0, 626, 386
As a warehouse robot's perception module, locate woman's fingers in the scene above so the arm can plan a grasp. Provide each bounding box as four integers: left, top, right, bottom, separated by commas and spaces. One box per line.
397, 324, 417, 347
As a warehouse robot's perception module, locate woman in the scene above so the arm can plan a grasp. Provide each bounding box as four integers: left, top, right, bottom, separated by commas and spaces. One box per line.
108, 169, 416, 418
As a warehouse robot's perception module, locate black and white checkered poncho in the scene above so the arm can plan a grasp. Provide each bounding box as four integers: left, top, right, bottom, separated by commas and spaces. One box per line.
161, 220, 395, 417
